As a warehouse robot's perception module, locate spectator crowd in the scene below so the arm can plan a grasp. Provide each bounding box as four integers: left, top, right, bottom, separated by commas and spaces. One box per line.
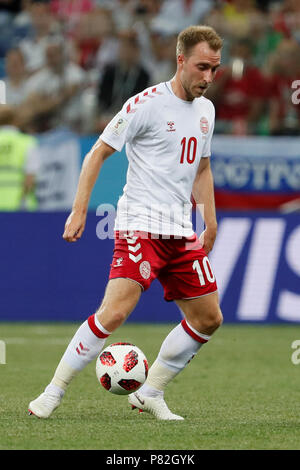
0, 0, 300, 137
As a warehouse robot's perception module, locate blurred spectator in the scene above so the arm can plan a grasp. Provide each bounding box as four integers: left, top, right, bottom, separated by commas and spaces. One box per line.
151, 0, 212, 35
204, 0, 266, 66
135, 0, 161, 17
0, 104, 39, 211
93, 1, 161, 31
1, 0, 299, 137
4, 47, 29, 105
11, 1, 36, 41
148, 32, 177, 84
205, 0, 263, 39
272, 0, 300, 43
205, 38, 267, 135
72, 7, 115, 71
265, 39, 300, 135
33, 127, 81, 210
18, 0, 61, 74
94, 28, 119, 76
251, 10, 283, 68
50, 0, 95, 37
106, 0, 139, 31
0, 1, 20, 59
13, 0, 38, 29
24, 38, 86, 131
96, 30, 150, 132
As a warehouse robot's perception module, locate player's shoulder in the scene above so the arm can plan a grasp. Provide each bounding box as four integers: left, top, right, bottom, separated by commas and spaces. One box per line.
122, 82, 167, 115
196, 96, 215, 120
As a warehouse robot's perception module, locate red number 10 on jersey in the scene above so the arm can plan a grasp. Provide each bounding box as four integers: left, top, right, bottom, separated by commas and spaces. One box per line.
180, 137, 197, 164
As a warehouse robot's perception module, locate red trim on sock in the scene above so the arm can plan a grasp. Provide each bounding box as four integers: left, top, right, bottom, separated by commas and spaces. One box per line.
88, 314, 110, 339
181, 319, 208, 343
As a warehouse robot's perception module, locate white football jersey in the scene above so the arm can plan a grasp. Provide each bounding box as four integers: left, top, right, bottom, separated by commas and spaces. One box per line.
100, 81, 215, 236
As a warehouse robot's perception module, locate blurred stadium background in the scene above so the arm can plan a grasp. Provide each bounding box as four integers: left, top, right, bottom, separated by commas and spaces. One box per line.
0, 0, 299, 325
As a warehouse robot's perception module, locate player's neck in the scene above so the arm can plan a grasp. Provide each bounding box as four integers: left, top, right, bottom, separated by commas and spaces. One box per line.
170, 75, 194, 102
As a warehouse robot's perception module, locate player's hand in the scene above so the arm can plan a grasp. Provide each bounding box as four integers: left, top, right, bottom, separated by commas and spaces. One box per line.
63, 210, 87, 243
199, 227, 217, 254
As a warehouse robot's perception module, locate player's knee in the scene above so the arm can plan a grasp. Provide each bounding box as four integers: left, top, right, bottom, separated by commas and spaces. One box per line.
110, 310, 128, 327
95, 307, 128, 331
213, 309, 223, 329
197, 306, 223, 333
208, 307, 223, 329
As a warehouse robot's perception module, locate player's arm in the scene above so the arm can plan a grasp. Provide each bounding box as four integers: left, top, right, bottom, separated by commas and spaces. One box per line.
64, 93, 146, 242
63, 139, 116, 242
23, 173, 35, 197
192, 156, 217, 254
20, 140, 39, 209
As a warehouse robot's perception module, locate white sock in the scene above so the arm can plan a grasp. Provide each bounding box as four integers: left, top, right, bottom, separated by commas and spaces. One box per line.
139, 319, 210, 397
49, 314, 111, 394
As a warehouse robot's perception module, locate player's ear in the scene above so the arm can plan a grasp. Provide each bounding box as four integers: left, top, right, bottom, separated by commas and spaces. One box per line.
177, 54, 185, 67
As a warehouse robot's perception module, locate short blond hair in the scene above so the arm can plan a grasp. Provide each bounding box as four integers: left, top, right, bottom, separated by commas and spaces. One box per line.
176, 25, 223, 57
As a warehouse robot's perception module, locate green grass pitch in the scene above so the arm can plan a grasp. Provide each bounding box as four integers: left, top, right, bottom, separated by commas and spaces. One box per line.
1, 322, 300, 450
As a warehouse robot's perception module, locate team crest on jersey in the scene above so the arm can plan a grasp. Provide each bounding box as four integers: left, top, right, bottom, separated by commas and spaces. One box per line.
200, 117, 209, 134
139, 261, 151, 280
166, 121, 176, 132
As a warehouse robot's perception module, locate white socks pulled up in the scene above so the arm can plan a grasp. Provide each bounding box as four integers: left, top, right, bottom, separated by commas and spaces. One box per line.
49, 314, 111, 394
139, 319, 210, 397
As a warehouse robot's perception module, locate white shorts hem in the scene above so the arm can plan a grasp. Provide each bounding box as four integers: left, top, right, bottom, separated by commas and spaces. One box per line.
109, 277, 144, 291
179, 289, 218, 300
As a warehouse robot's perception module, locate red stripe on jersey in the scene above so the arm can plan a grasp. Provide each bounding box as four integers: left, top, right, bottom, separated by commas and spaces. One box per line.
127, 89, 163, 112
151, 87, 163, 95
181, 319, 208, 343
88, 314, 110, 339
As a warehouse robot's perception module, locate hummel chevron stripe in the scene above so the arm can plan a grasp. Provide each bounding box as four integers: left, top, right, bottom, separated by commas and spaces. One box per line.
128, 243, 141, 253
126, 237, 139, 244
129, 253, 142, 263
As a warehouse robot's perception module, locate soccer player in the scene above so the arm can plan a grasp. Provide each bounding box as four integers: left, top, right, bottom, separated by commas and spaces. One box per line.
28, 25, 223, 420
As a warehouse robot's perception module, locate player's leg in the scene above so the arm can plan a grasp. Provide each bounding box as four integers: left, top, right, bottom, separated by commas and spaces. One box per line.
28, 278, 141, 418
177, 290, 223, 336
49, 278, 141, 389
144, 292, 222, 390
129, 238, 221, 420
129, 292, 222, 420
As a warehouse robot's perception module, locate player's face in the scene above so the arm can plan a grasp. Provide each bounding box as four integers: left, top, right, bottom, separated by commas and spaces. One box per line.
178, 42, 221, 101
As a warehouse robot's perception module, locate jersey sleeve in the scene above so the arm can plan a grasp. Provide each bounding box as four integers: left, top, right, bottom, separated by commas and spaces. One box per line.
99, 96, 150, 152
201, 101, 215, 158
